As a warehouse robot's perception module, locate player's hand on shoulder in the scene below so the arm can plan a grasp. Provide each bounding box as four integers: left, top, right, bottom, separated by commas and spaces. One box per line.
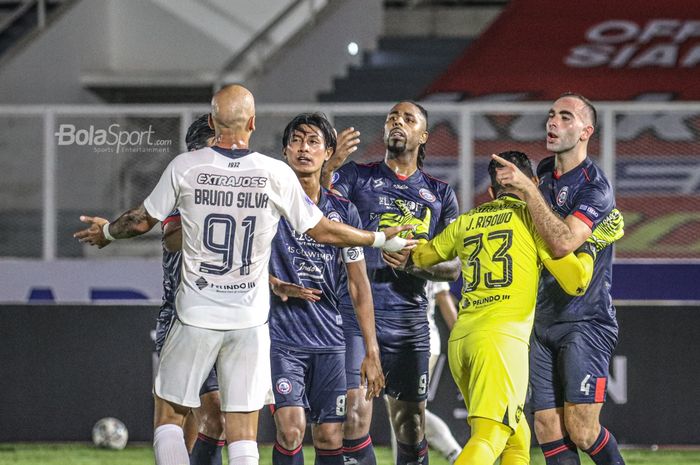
270, 278, 322, 303
73, 215, 111, 249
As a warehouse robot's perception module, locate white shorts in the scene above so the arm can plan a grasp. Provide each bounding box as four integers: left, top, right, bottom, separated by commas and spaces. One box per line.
155, 319, 272, 412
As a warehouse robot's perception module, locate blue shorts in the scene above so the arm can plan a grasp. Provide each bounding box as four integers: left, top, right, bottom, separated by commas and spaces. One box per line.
345, 334, 366, 390
381, 348, 430, 402
270, 345, 347, 423
529, 320, 618, 411
155, 308, 218, 396
374, 315, 431, 402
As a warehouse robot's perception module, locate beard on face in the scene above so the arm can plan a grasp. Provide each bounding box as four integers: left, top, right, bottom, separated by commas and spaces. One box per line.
386, 137, 406, 154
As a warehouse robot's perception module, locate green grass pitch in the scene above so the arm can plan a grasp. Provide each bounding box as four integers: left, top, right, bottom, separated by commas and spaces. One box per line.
1, 443, 699, 465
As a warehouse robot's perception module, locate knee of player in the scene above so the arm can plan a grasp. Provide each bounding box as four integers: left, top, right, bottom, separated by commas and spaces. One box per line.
277, 424, 305, 449
199, 411, 225, 439
312, 427, 343, 450
565, 422, 599, 450
393, 412, 423, 441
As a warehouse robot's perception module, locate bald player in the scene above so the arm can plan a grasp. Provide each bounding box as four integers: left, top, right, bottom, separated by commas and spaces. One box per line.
74, 84, 414, 465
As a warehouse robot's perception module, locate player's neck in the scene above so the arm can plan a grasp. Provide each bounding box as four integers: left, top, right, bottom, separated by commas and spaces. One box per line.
553, 147, 587, 176
213, 132, 249, 150
384, 151, 418, 179
298, 174, 322, 204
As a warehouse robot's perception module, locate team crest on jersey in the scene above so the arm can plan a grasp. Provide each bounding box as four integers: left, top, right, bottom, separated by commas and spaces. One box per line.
331, 172, 340, 185
556, 186, 569, 206
371, 178, 385, 189
275, 378, 293, 395
419, 188, 436, 203
195, 276, 209, 290
327, 211, 342, 223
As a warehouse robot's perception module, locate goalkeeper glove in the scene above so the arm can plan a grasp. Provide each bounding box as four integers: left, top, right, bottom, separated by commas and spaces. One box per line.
587, 208, 624, 253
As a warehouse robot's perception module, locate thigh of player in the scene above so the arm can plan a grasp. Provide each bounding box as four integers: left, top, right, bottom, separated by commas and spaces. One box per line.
306, 352, 347, 424
529, 328, 564, 412
155, 319, 224, 408
449, 331, 529, 430
217, 323, 272, 412
344, 333, 366, 390
558, 321, 618, 405
377, 317, 431, 402
270, 345, 311, 411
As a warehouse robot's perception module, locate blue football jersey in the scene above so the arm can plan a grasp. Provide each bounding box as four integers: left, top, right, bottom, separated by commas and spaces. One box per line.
332, 161, 459, 319
535, 156, 618, 332
269, 188, 364, 352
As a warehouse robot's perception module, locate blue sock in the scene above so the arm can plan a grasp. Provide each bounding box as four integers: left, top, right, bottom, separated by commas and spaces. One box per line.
585, 427, 626, 465
273, 441, 304, 465
397, 438, 429, 465
315, 446, 343, 465
343, 434, 376, 465
189, 433, 224, 465
540, 436, 580, 465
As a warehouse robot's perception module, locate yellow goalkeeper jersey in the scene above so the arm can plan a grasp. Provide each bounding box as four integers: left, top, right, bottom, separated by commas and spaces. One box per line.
427, 194, 554, 344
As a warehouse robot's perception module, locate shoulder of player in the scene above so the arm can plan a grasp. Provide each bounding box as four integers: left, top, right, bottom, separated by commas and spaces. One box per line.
580, 158, 612, 187
419, 169, 450, 188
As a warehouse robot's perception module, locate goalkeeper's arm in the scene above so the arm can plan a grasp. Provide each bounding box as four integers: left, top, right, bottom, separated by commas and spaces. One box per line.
542, 243, 595, 296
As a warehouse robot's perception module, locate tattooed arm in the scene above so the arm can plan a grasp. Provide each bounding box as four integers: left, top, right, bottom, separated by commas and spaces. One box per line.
73, 203, 159, 249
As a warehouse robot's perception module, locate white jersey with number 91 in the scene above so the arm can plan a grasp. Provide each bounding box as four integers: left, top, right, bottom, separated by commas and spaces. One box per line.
144, 147, 323, 330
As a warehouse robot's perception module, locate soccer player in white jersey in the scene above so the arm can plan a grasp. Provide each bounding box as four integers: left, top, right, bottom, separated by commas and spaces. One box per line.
74, 84, 414, 465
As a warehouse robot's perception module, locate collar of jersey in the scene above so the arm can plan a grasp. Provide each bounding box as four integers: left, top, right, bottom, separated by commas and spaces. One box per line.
211, 146, 252, 159
553, 157, 592, 181
380, 161, 421, 184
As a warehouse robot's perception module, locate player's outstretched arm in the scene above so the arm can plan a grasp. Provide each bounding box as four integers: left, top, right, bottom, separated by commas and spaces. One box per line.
346, 260, 384, 399
73, 204, 159, 248
305, 216, 416, 252
269, 275, 322, 303
492, 154, 590, 257
320, 126, 360, 189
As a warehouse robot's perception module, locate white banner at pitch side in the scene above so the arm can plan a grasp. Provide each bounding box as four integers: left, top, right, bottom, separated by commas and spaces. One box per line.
0, 259, 163, 303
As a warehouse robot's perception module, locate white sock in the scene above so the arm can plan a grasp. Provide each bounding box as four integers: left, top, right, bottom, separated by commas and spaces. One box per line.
425, 409, 462, 463
228, 440, 259, 465
153, 424, 189, 465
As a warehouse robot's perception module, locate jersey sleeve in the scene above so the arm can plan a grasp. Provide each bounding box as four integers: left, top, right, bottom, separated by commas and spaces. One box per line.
331, 162, 359, 198
144, 158, 180, 221
161, 209, 181, 229
414, 215, 463, 268
569, 185, 614, 230
341, 201, 365, 264
273, 162, 324, 233
532, 219, 593, 296
436, 185, 460, 234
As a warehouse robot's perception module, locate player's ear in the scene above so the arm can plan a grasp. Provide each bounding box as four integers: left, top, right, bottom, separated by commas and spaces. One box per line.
207, 113, 213, 129
248, 115, 256, 132
580, 124, 594, 142
324, 147, 333, 161
488, 186, 496, 200
419, 130, 429, 145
